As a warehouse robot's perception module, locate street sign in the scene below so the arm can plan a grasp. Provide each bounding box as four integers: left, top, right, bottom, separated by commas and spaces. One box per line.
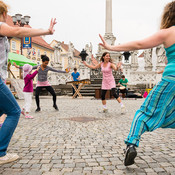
23, 37, 32, 48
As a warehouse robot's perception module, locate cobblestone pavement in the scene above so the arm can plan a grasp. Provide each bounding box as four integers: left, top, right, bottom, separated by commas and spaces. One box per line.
0, 96, 175, 175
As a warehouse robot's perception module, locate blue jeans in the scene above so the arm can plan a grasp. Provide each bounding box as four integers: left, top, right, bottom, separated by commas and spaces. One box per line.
0, 78, 21, 157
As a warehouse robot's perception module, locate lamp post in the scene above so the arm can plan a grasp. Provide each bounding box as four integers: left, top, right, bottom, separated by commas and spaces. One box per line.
123, 51, 131, 63
12, 14, 31, 55
12, 14, 30, 79
79, 49, 88, 61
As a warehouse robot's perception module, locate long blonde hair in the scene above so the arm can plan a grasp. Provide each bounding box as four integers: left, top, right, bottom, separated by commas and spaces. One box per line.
160, 1, 175, 29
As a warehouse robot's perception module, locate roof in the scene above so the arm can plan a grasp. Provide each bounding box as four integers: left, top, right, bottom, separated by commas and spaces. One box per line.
6, 15, 54, 51
60, 41, 80, 58
138, 52, 144, 57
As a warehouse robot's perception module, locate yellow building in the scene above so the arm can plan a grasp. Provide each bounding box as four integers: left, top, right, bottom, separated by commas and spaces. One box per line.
7, 15, 54, 79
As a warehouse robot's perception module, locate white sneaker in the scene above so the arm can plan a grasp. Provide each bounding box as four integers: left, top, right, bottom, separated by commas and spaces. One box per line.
103, 108, 108, 113
0, 153, 19, 165
121, 105, 126, 114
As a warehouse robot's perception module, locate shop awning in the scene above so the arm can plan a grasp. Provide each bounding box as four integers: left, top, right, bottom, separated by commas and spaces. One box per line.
8, 52, 37, 66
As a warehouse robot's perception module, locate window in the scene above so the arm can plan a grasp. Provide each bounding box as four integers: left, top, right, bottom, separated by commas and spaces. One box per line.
32, 48, 36, 56
44, 51, 47, 55
27, 48, 31, 56
11, 41, 16, 50
38, 49, 40, 57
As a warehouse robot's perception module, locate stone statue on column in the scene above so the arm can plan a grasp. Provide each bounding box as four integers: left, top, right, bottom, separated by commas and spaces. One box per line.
156, 44, 166, 71
144, 48, 153, 71
85, 42, 93, 64
54, 41, 62, 63
52, 41, 62, 69
130, 50, 139, 71
104, 0, 116, 45
68, 42, 75, 69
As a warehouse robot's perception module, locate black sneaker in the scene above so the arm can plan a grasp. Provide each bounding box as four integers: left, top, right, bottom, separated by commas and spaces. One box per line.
35, 108, 41, 112
53, 104, 59, 111
124, 145, 137, 166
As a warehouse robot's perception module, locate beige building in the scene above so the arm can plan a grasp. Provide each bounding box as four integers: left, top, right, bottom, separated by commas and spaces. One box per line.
50, 40, 81, 71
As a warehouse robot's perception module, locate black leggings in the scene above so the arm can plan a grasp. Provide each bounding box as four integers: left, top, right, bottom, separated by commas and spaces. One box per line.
101, 88, 119, 100
35, 86, 56, 108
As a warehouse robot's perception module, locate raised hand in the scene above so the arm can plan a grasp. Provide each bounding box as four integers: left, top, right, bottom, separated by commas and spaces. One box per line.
99, 34, 111, 50
48, 18, 57, 34
13, 62, 19, 68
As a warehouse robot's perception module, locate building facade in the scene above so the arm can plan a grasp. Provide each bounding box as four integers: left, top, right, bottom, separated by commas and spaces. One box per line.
6, 15, 54, 79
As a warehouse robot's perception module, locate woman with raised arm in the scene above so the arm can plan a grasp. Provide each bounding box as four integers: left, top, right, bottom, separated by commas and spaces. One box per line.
99, 1, 175, 166
0, 1, 56, 165
83, 53, 125, 114
14, 55, 70, 112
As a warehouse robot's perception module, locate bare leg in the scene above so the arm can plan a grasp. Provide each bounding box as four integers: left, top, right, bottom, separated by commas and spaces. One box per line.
116, 97, 122, 103
102, 100, 106, 105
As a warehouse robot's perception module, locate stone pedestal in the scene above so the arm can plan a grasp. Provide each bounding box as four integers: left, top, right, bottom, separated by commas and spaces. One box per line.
131, 64, 139, 71
144, 66, 153, 71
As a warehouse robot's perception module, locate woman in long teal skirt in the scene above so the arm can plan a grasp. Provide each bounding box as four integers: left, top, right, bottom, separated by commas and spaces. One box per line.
99, 1, 175, 166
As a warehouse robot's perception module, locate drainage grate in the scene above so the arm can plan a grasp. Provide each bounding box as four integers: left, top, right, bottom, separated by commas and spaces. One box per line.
64, 117, 101, 123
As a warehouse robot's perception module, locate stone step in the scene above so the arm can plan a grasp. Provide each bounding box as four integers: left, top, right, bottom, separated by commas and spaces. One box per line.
82, 86, 101, 90
86, 84, 102, 86
80, 89, 95, 93
67, 93, 95, 96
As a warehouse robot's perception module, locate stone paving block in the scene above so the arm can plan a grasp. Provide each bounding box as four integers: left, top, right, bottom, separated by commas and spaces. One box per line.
3, 97, 175, 175
87, 162, 99, 167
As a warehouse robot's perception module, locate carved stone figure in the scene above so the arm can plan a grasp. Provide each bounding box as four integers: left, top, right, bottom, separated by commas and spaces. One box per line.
68, 42, 75, 66
144, 48, 153, 71
156, 45, 166, 64
130, 50, 139, 71
131, 50, 138, 64
85, 42, 93, 63
54, 41, 62, 63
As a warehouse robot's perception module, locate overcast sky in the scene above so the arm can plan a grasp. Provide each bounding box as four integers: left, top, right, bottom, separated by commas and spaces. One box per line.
4, 0, 172, 54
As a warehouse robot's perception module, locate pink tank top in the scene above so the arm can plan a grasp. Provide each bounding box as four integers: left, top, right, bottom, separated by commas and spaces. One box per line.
101, 62, 116, 90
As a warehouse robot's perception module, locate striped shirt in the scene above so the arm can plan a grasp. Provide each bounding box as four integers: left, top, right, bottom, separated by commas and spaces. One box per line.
32, 65, 66, 82
0, 22, 10, 81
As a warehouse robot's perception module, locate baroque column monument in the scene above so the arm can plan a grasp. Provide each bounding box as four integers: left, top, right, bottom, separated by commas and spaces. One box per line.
87, 0, 165, 91
96, 0, 121, 69
104, 0, 116, 45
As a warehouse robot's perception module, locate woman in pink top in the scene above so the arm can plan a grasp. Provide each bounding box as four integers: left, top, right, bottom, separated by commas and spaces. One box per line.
21, 64, 40, 119
83, 52, 125, 113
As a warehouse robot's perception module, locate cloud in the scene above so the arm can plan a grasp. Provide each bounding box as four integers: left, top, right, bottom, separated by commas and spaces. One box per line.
5, 0, 171, 53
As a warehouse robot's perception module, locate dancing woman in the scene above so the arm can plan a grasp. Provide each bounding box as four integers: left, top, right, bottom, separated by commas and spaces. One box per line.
83, 53, 125, 113
0, 0, 56, 165
99, 1, 175, 166
14, 55, 70, 112
33, 55, 70, 112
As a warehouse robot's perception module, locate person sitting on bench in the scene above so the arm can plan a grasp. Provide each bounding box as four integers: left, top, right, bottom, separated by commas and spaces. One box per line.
117, 75, 128, 97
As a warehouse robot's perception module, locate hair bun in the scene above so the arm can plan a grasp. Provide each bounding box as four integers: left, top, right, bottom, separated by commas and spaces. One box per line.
41, 55, 45, 60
